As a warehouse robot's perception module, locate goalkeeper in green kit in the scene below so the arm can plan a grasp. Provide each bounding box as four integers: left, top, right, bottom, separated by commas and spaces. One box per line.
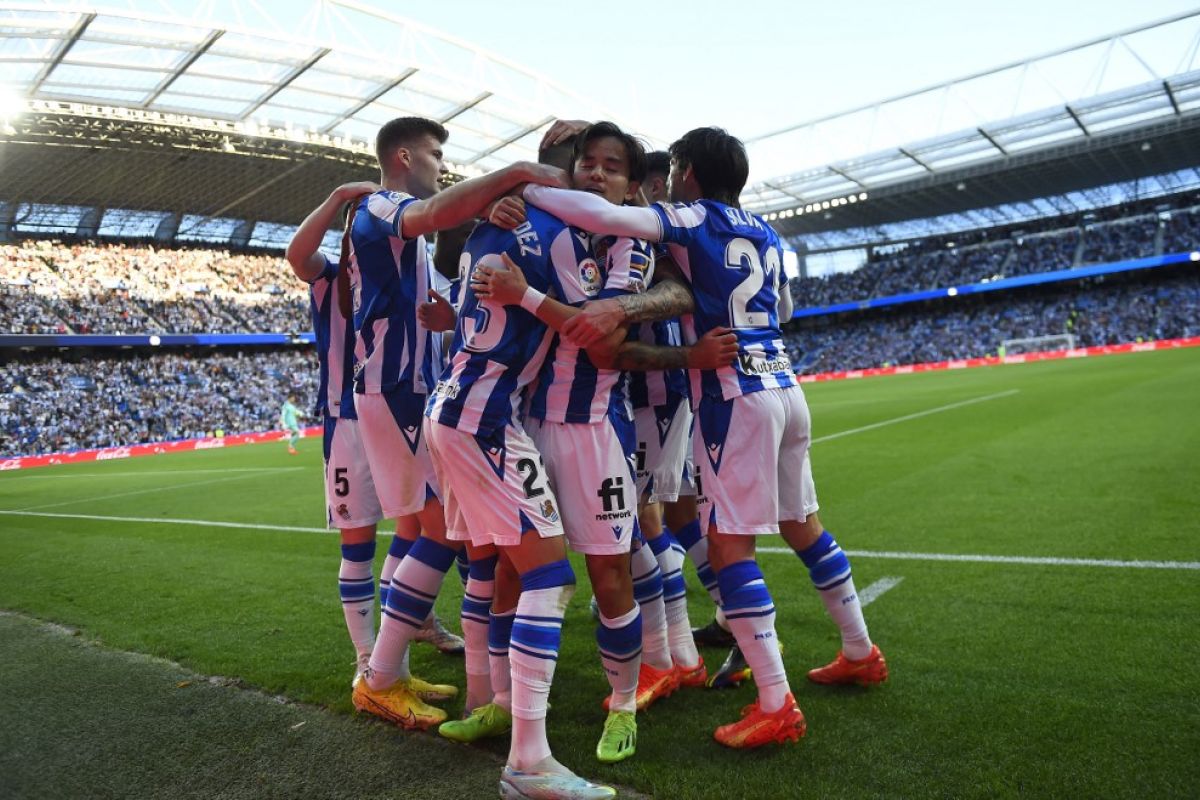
280, 394, 304, 455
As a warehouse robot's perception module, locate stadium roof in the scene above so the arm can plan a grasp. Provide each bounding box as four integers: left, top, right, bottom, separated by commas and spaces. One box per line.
743, 10, 1200, 237
0, 0, 624, 173
3, 3, 1200, 251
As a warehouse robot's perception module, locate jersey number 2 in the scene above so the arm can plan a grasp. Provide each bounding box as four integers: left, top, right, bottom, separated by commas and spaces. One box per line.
724, 238, 781, 329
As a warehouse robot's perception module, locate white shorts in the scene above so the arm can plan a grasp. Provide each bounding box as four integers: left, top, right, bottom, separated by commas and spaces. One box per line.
323, 414, 384, 530
528, 412, 639, 556
694, 386, 812, 535
425, 418, 565, 548
633, 395, 693, 504
354, 390, 440, 518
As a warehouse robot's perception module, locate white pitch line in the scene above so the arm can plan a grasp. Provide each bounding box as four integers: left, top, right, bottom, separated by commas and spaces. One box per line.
757, 546, 1197, 570
0, 510, 328, 534
3, 510, 1197, 571
0, 468, 304, 481
857, 577, 904, 607
15, 473, 277, 512
812, 389, 1020, 444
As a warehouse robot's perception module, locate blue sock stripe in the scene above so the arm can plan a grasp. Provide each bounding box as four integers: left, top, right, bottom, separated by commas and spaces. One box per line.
598, 647, 643, 663
391, 578, 438, 602
633, 570, 665, 603
647, 530, 674, 556
488, 612, 516, 650
815, 572, 854, 591
387, 536, 414, 559
511, 621, 563, 653
696, 563, 718, 590
341, 541, 377, 562
796, 531, 836, 568
385, 587, 436, 622
510, 643, 559, 662
463, 590, 492, 604
661, 572, 687, 602
468, 555, 499, 581
673, 519, 703, 550
407, 537, 459, 572
717, 561, 775, 612
519, 559, 575, 592
339, 582, 375, 601
809, 550, 851, 588
595, 613, 643, 657
461, 597, 492, 617
382, 607, 424, 627
724, 607, 777, 620
716, 560, 764, 596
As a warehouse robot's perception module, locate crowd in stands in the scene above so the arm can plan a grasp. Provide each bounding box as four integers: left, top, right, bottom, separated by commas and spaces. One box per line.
783, 272, 1200, 374
1, 241, 309, 334
0, 349, 316, 456
2, 195, 1197, 456
792, 201, 1197, 309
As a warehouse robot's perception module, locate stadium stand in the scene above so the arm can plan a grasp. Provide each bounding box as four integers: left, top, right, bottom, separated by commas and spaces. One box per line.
1, 242, 309, 335
1, 349, 316, 456
783, 269, 1200, 375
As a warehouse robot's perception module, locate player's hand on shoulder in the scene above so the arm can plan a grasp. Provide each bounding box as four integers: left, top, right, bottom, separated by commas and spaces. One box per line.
471, 253, 527, 304
513, 162, 569, 189
686, 327, 739, 369
540, 119, 590, 151
334, 181, 383, 202
418, 289, 456, 332
487, 196, 527, 230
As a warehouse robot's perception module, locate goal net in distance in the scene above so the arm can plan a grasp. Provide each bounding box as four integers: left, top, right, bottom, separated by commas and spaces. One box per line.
1000, 333, 1077, 355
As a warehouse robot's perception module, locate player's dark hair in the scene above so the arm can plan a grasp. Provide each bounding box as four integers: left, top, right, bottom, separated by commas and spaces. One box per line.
538, 135, 577, 171
336, 200, 358, 320
375, 117, 448, 167
571, 121, 648, 184
669, 127, 749, 206
432, 219, 476, 281
645, 150, 671, 179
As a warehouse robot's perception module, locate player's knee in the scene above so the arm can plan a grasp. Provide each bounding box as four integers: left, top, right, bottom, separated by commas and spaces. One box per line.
587, 554, 633, 606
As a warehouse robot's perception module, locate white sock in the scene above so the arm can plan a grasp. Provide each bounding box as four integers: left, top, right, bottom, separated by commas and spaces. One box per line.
338, 545, 376, 657
508, 577, 573, 770
718, 562, 790, 713
630, 545, 672, 670
461, 571, 495, 711
597, 605, 642, 713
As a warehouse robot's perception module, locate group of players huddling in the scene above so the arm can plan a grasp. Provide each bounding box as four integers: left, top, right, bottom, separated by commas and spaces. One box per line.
284, 115, 888, 800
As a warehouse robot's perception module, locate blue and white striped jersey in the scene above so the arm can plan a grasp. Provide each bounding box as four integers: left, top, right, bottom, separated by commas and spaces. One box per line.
651, 200, 795, 401
526, 233, 652, 424
627, 245, 688, 409
425, 208, 577, 436
627, 316, 689, 409
308, 256, 356, 419
348, 190, 442, 395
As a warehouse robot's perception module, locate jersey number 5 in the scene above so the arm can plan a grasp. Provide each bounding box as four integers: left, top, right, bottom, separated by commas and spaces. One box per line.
462, 253, 509, 353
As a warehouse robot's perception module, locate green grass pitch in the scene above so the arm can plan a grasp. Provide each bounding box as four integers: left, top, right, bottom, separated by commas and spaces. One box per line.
1, 347, 1198, 799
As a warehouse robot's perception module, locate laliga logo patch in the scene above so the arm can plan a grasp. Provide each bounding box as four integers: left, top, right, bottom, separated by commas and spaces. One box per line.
337, 503, 352, 521
541, 499, 560, 523
579, 258, 602, 296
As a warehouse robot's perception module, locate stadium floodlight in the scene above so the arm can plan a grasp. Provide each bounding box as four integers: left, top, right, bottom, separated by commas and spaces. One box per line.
1191, 252, 1200, 262
947, 287, 959, 296
0, 85, 25, 121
